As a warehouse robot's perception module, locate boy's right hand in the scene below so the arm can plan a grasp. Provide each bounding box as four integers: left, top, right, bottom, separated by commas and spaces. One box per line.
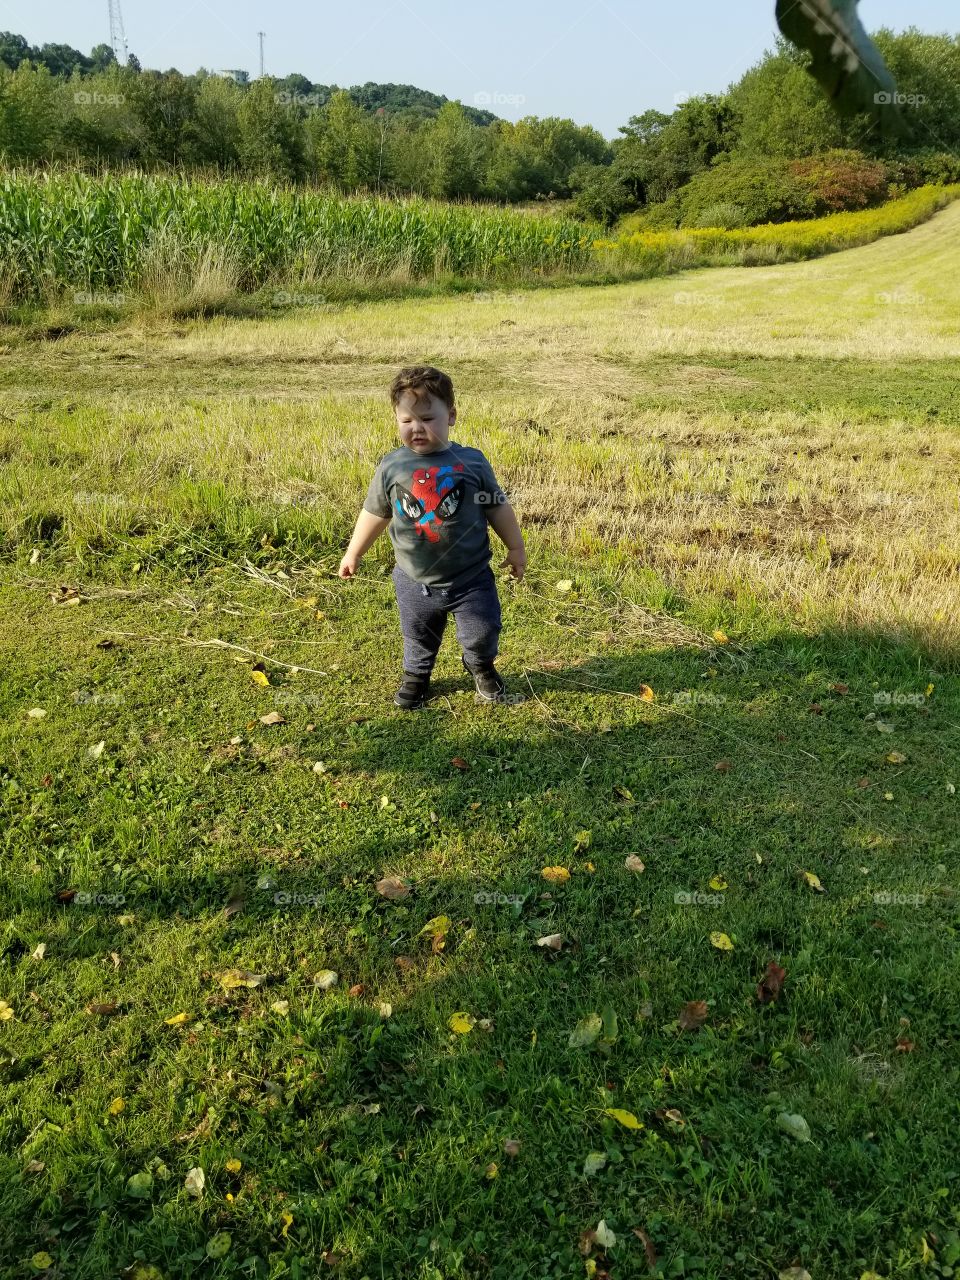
338, 553, 360, 578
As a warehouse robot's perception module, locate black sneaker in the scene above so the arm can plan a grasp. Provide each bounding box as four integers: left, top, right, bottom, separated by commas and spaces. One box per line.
393, 672, 431, 710
462, 655, 507, 703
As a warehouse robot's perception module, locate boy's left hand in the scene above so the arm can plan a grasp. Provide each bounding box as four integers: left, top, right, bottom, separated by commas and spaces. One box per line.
500, 546, 527, 581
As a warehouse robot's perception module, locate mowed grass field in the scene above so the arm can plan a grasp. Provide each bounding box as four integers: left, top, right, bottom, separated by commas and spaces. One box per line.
1, 200, 959, 1279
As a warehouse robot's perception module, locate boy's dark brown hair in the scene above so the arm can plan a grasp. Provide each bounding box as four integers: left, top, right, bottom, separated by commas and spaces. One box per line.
390, 365, 455, 411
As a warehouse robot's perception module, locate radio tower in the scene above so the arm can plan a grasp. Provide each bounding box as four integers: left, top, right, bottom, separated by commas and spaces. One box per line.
108, 0, 129, 64
258, 31, 266, 77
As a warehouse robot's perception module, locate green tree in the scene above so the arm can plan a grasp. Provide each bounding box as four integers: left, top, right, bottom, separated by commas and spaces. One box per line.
0, 62, 61, 160
236, 78, 306, 180
185, 74, 242, 170
871, 27, 960, 155
486, 116, 610, 200
610, 95, 735, 207
728, 44, 844, 158
0, 32, 33, 71
420, 100, 488, 198
35, 42, 90, 76
129, 70, 198, 164
60, 66, 139, 164
307, 89, 380, 189
89, 43, 118, 74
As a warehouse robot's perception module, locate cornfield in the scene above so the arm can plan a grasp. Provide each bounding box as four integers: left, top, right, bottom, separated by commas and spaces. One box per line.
0, 171, 956, 305
0, 171, 601, 299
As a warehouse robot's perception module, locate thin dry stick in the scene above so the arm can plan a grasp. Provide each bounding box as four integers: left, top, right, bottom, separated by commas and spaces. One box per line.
98, 631, 330, 677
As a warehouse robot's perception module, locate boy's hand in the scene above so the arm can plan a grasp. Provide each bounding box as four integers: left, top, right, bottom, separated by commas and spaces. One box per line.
338, 552, 361, 578
499, 546, 526, 581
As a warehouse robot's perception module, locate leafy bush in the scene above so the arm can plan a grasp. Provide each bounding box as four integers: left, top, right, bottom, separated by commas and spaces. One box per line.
659, 157, 817, 228
788, 149, 888, 214
638, 150, 907, 231
884, 150, 960, 192
568, 162, 640, 226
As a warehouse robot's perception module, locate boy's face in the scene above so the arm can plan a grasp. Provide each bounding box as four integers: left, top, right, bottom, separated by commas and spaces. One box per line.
395, 388, 456, 455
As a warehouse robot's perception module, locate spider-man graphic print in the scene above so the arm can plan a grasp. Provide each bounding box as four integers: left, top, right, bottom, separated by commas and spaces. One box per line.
393, 464, 466, 543
363, 444, 504, 589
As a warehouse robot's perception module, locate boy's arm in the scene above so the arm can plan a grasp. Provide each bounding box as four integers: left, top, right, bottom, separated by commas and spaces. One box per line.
339, 509, 391, 578
487, 501, 526, 581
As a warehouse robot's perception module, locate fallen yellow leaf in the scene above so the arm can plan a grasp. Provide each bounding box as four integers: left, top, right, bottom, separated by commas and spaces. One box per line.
164, 1012, 192, 1026
710, 932, 735, 951
418, 915, 451, 938
218, 968, 267, 990
448, 1012, 475, 1034
541, 866, 570, 884
107, 1097, 125, 1116
603, 1108, 643, 1130
250, 669, 271, 687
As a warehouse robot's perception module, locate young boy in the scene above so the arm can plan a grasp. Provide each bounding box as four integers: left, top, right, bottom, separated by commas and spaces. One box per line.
338, 365, 526, 710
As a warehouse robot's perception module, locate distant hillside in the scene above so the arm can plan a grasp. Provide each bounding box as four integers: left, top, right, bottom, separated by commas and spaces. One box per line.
334, 81, 497, 127
0, 32, 499, 126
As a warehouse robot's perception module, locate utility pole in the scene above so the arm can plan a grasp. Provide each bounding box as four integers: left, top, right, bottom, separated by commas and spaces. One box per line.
258, 31, 266, 78
108, 0, 129, 64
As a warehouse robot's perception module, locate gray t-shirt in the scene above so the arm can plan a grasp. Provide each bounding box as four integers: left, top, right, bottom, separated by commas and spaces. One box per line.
363, 442, 508, 589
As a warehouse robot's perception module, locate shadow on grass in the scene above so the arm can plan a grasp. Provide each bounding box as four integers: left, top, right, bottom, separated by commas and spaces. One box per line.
2, 624, 958, 1278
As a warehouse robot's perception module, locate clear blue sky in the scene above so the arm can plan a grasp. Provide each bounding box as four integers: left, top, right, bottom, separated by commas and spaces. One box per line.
6, 0, 957, 137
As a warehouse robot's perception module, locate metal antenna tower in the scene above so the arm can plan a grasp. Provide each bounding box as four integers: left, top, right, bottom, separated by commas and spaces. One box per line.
257, 31, 266, 77
108, 0, 129, 64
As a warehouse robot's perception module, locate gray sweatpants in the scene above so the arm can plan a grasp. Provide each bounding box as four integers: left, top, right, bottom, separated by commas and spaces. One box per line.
392, 563, 502, 677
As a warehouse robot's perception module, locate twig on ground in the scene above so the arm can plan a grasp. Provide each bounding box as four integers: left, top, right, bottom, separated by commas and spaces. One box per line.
98, 630, 329, 676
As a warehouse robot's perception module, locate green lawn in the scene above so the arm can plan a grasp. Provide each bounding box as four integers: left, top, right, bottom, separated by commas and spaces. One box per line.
1, 203, 959, 1280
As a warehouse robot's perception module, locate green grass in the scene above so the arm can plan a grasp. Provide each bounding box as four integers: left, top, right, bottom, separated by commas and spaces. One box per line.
1, 200, 959, 1280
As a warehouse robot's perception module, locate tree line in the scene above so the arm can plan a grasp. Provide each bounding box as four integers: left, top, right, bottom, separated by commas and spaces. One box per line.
0, 34, 609, 202
0, 26, 958, 219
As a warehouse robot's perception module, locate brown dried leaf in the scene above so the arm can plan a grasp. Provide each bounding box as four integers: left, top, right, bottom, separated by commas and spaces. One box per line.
757, 961, 787, 1004
86, 1002, 120, 1017
632, 1226, 658, 1269
677, 1000, 709, 1031
375, 876, 411, 900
